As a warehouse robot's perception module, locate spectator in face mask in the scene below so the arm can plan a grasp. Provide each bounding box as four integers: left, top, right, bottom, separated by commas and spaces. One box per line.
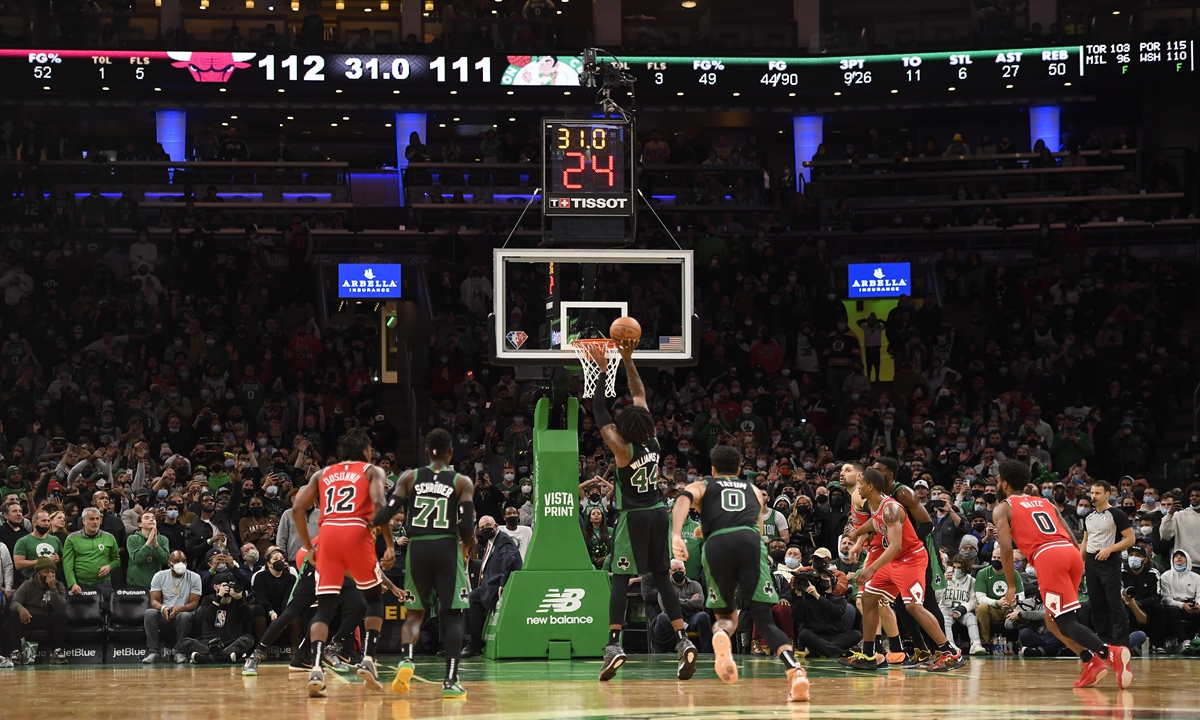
974, 551, 1025, 649
1161, 550, 1200, 646
239, 497, 278, 559
938, 554, 984, 655
144, 550, 201, 664
180, 571, 255, 664
1121, 545, 1166, 653
644, 558, 710, 653
157, 498, 187, 554
498, 506, 531, 561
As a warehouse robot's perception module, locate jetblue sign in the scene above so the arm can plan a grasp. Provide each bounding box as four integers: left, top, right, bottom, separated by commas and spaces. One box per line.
338, 264, 402, 299
847, 262, 910, 298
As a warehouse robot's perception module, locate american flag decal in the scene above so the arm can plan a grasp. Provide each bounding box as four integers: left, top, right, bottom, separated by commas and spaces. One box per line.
659, 336, 683, 351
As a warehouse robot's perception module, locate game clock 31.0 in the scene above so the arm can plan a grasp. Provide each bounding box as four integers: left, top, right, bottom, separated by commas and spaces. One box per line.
543, 120, 634, 217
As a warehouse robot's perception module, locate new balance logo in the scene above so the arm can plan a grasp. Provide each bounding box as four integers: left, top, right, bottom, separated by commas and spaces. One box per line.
535, 588, 585, 614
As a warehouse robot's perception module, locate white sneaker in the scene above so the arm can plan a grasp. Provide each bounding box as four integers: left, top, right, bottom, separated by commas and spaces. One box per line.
0, 656, 13, 669
969, 643, 987, 656
142, 652, 161, 664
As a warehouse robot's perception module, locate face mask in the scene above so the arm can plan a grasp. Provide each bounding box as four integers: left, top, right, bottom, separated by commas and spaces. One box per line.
521, 485, 531, 496
157, 489, 169, 500
678, 446, 690, 454
35, 524, 50, 534
251, 505, 264, 516
478, 527, 496, 541
1077, 506, 1090, 517
167, 509, 179, 520
953, 568, 965, 580
245, 550, 260, 565
972, 523, 986, 533
505, 517, 518, 529
271, 559, 288, 572
1052, 492, 1066, 504
503, 473, 515, 483
1175, 563, 1189, 573
589, 493, 601, 502
1127, 556, 1144, 570
172, 562, 187, 575
672, 570, 687, 583
991, 559, 1003, 571
983, 493, 996, 504
1042, 489, 1053, 499
1192, 503, 1200, 511
961, 549, 977, 560
211, 424, 222, 433
784, 557, 800, 569
756, 459, 768, 469
216, 563, 228, 572
803, 461, 814, 470
1139, 525, 1153, 536
769, 550, 786, 565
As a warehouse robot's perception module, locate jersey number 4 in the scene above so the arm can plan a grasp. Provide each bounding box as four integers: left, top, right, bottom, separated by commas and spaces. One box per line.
412, 496, 450, 529
629, 466, 653, 493
324, 485, 357, 514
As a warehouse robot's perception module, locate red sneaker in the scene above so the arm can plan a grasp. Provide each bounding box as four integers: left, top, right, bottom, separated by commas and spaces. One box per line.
1106, 645, 1132, 689
1073, 656, 1108, 688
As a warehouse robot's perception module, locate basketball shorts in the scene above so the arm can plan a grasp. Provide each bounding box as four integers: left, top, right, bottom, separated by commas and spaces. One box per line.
702, 527, 778, 611
610, 506, 670, 576
1031, 544, 1083, 618
404, 535, 469, 613
863, 552, 928, 605
314, 523, 384, 595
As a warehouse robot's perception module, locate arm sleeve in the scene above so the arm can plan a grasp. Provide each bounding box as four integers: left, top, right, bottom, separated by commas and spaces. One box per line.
458, 501, 475, 544
592, 390, 615, 428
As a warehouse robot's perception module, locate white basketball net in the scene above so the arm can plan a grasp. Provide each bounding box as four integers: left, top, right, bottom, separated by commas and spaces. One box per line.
571, 339, 620, 398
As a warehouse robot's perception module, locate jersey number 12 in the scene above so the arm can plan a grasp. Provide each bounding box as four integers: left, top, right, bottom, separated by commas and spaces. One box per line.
324, 485, 356, 513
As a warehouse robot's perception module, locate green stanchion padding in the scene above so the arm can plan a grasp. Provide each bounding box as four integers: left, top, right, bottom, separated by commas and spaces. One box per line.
483, 396, 610, 659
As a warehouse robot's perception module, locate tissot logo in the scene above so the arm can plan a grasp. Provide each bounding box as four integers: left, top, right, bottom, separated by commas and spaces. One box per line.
554, 196, 629, 210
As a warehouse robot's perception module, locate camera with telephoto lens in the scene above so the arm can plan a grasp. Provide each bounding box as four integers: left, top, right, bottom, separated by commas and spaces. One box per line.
793, 571, 822, 588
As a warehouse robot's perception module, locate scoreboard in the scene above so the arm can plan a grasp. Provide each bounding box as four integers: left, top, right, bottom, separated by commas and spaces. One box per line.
4, 41, 1194, 106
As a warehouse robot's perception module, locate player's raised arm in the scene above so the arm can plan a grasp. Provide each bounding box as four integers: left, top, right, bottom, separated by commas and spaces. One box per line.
371, 469, 413, 528
616, 339, 648, 409
992, 501, 1016, 607
585, 343, 633, 466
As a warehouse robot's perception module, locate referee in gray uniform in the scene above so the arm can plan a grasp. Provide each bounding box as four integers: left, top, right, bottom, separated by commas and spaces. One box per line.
1081, 480, 1136, 648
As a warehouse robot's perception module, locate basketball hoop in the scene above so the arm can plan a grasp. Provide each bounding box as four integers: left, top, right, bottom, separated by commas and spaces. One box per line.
570, 338, 620, 398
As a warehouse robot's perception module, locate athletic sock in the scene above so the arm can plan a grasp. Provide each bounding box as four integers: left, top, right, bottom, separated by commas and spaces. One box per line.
363, 629, 378, 661
1079, 650, 1094, 662
608, 629, 622, 646
312, 641, 325, 666
445, 656, 459, 687
862, 640, 876, 658
936, 641, 953, 653
888, 635, 903, 653
254, 643, 267, 655
902, 639, 914, 655
1097, 645, 1110, 660
778, 649, 799, 670
402, 643, 414, 661
676, 629, 689, 643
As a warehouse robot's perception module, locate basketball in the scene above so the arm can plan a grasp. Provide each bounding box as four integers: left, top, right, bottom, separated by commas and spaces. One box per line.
609, 316, 642, 342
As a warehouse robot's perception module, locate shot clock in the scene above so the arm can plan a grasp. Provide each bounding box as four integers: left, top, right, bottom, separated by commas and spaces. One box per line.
543, 120, 634, 218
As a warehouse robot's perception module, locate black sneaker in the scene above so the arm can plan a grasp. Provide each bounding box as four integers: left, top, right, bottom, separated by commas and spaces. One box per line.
598, 643, 626, 681
676, 638, 698, 680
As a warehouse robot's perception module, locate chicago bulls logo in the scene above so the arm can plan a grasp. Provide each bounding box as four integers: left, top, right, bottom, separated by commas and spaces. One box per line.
168, 52, 256, 83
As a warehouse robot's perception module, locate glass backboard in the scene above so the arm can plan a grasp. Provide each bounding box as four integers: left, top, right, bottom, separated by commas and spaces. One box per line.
492, 249, 695, 365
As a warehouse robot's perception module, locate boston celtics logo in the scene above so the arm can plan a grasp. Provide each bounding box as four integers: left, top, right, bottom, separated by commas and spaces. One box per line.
616, 557, 631, 570
500, 55, 583, 86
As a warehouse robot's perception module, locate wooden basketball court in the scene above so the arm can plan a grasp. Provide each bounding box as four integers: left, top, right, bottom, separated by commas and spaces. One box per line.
9, 655, 1196, 719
